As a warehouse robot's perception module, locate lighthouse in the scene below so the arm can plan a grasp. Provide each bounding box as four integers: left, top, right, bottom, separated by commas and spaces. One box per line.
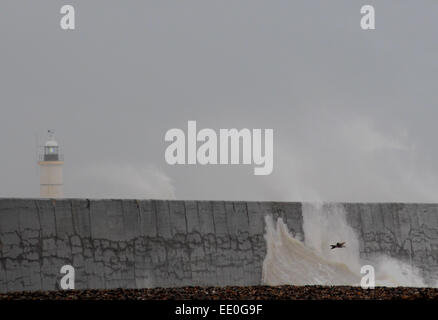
38, 130, 64, 198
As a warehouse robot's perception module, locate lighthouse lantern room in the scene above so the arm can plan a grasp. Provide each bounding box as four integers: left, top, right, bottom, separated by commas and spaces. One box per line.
38, 130, 64, 198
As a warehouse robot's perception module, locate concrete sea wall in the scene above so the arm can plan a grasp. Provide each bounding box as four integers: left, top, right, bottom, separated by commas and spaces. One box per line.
344, 203, 438, 284
0, 199, 303, 292
0, 199, 437, 292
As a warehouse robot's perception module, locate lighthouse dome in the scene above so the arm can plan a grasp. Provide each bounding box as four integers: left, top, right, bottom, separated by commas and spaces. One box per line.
45, 139, 59, 147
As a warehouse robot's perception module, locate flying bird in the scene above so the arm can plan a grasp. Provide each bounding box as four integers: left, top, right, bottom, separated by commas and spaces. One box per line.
330, 242, 346, 249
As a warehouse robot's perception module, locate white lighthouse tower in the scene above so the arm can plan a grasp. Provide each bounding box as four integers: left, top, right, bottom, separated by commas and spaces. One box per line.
38, 130, 64, 198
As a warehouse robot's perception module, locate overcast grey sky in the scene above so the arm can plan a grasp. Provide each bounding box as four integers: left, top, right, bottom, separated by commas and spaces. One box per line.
1, 1, 438, 202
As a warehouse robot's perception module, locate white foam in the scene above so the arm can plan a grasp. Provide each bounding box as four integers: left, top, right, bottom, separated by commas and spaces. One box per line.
262, 203, 428, 287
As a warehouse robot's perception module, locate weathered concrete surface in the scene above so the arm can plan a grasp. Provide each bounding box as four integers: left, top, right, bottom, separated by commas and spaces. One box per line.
1, 199, 438, 292
344, 203, 438, 285
0, 199, 302, 292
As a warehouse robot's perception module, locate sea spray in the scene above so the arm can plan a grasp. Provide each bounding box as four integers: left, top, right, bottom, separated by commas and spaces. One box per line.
262, 215, 360, 286
262, 203, 428, 287
302, 203, 362, 275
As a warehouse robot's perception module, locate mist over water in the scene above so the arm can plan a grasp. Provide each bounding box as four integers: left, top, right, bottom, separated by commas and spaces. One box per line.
262, 203, 429, 287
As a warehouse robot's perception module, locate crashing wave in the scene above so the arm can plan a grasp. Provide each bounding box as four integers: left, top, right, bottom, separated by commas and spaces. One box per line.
262, 203, 428, 287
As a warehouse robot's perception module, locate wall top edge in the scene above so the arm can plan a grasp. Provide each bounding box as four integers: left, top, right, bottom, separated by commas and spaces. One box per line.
0, 198, 437, 206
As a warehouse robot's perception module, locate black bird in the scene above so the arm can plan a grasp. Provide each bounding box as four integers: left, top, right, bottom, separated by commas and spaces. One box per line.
330, 242, 346, 249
